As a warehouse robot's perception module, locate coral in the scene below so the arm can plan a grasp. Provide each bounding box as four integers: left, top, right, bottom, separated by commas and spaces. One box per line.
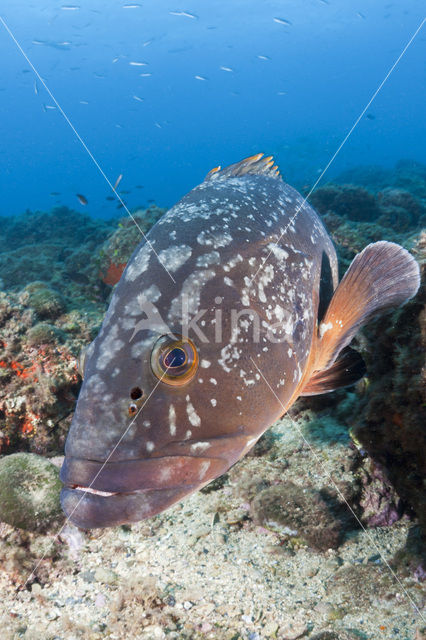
0, 292, 83, 454
251, 481, 354, 551
0, 453, 62, 531
0, 204, 163, 456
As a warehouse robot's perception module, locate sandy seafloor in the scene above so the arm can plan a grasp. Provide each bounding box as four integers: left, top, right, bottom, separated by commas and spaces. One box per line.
0, 415, 424, 640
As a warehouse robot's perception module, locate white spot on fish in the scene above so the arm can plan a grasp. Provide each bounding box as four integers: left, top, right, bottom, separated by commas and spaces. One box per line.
186, 397, 201, 427
191, 441, 211, 452
196, 250, 220, 267
158, 245, 192, 272
197, 230, 232, 248
199, 461, 211, 479
169, 404, 176, 436
319, 321, 333, 338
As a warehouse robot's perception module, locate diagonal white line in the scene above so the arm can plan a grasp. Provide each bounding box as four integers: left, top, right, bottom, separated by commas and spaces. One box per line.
23, 368, 170, 587
0, 15, 176, 285
248, 17, 425, 289
250, 356, 425, 623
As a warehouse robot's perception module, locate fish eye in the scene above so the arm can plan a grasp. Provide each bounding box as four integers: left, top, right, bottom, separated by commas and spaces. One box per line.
151, 334, 198, 386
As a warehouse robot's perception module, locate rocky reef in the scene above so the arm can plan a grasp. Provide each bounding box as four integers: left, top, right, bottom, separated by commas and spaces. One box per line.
0, 205, 165, 456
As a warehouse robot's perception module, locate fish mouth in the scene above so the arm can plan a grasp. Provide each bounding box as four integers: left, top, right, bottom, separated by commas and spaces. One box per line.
60, 484, 197, 529
60, 454, 227, 529
66, 485, 118, 497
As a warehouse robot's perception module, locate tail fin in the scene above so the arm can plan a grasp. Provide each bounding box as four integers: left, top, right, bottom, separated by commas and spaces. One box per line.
313, 241, 420, 372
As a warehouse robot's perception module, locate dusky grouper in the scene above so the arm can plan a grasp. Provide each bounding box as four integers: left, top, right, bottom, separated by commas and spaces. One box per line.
60, 154, 420, 528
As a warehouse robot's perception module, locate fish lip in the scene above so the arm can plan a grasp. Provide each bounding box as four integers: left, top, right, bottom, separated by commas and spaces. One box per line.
60, 484, 200, 529
60, 453, 227, 494
69, 485, 119, 497
63, 483, 151, 497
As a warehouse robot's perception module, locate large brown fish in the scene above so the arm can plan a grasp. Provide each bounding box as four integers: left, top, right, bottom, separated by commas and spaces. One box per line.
60, 154, 420, 528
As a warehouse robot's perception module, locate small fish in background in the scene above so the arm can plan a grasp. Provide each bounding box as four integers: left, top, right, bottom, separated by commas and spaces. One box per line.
120, 189, 131, 194
112, 57, 119, 63
33, 80, 38, 95
257, 55, 270, 61
273, 17, 292, 26
44, 104, 57, 110
195, 75, 208, 81
357, 11, 366, 19
76, 193, 88, 205
169, 10, 198, 19
106, 196, 115, 201
113, 174, 123, 190
129, 61, 147, 67
50, 191, 61, 196
133, 95, 144, 102
140, 72, 152, 77
122, 3, 142, 8
154, 122, 162, 128
61, 154, 420, 529
366, 113, 376, 120
61, 4, 80, 10
135, 184, 144, 189
143, 40, 153, 47
220, 66, 233, 72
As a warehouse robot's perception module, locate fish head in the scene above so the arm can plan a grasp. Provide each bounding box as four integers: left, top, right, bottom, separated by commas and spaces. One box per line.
61, 154, 315, 529
60, 226, 272, 529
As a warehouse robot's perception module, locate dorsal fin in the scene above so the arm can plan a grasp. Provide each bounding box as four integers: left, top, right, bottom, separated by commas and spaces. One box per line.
204, 153, 281, 181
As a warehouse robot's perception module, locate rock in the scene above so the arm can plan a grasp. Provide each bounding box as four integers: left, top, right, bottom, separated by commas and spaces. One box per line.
251, 482, 352, 551
278, 620, 307, 639
22, 282, 65, 320
309, 183, 379, 222
0, 453, 63, 531
377, 187, 424, 229
357, 459, 403, 527
94, 566, 119, 584
26, 322, 65, 348
309, 632, 364, 640
353, 231, 426, 536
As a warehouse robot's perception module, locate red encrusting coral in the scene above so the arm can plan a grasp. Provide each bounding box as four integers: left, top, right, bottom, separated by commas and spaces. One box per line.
99, 261, 127, 286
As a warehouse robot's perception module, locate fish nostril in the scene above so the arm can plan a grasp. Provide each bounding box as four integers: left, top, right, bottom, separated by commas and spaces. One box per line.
130, 386, 143, 400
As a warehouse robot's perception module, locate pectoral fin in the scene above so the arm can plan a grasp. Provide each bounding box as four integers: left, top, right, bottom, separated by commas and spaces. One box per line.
301, 347, 366, 396
302, 241, 420, 394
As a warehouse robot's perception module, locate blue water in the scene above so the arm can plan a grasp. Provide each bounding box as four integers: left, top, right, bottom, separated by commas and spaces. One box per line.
0, 0, 425, 218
